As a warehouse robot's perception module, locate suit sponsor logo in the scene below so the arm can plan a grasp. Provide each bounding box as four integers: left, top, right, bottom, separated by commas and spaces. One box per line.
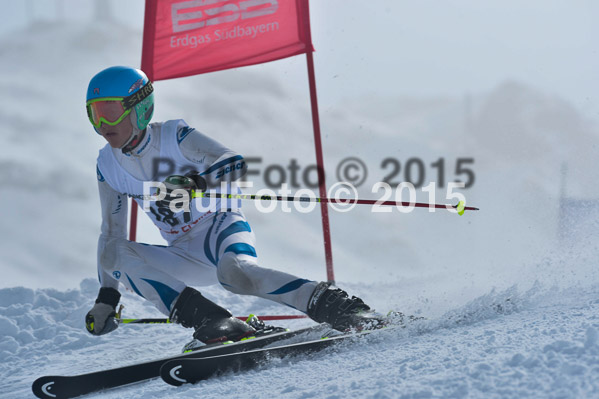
215, 161, 245, 179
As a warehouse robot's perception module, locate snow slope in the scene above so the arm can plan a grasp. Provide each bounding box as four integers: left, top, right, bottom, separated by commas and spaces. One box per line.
1, 9, 599, 399
1, 280, 599, 398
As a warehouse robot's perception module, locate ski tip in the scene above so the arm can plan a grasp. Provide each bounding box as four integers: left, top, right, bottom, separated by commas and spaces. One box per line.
160, 361, 192, 386
32, 376, 59, 399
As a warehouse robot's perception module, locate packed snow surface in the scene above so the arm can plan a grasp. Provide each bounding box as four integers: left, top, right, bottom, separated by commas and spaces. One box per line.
1, 281, 599, 398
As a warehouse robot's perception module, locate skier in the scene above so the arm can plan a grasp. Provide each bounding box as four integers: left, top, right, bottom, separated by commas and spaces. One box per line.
84, 66, 384, 350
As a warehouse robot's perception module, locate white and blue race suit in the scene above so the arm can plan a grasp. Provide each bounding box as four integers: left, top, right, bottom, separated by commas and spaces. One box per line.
96, 119, 317, 315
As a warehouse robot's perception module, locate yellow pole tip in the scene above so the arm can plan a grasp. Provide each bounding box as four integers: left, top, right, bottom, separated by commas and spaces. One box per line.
457, 201, 465, 216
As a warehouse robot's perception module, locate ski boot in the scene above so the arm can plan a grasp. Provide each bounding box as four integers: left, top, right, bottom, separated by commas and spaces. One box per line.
170, 287, 256, 352
306, 282, 389, 332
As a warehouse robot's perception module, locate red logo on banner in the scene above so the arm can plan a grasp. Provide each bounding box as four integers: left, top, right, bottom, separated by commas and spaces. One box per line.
141, 0, 313, 81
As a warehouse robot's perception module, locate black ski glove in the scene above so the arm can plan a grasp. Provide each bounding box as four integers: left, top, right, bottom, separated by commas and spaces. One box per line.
159, 174, 207, 204
184, 171, 207, 193
85, 287, 121, 336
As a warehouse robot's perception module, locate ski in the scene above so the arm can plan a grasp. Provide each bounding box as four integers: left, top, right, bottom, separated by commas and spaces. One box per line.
158, 301, 516, 387
160, 328, 379, 386
32, 324, 331, 399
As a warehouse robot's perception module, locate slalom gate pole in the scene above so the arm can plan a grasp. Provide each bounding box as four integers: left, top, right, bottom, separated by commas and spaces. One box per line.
119, 315, 308, 324
128, 199, 138, 241
193, 192, 479, 214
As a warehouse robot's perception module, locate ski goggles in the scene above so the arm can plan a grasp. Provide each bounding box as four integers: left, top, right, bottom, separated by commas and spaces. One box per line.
86, 81, 153, 129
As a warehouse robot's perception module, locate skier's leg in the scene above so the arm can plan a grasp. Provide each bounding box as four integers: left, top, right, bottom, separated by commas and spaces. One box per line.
217, 252, 318, 312
101, 234, 258, 344
216, 249, 388, 331
99, 236, 194, 315
194, 211, 318, 311
203, 211, 389, 330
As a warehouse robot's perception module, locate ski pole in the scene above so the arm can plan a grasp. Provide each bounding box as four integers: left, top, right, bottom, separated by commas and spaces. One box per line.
119, 318, 172, 324
194, 192, 478, 214
118, 315, 308, 324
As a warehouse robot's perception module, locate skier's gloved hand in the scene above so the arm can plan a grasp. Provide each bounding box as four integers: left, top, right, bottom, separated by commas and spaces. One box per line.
85, 287, 121, 336
158, 175, 205, 210
184, 171, 207, 193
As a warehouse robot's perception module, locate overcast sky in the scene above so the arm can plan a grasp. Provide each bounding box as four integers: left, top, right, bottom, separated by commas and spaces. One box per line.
1, 0, 597, 118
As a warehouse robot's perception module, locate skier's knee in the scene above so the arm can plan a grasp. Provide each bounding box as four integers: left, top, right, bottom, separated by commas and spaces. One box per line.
217, 252, 258, 295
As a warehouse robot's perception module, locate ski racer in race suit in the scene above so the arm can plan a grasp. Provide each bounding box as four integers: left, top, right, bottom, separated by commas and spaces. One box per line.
84, 66, 384, 348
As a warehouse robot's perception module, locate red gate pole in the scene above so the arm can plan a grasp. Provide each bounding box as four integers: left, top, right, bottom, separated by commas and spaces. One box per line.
302, 1, 334, 284
128, 199, 138, 242
305, 51, 335, 284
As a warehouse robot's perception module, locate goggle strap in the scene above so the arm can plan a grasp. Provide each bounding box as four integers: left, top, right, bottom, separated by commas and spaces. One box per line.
123, 81, 154, 110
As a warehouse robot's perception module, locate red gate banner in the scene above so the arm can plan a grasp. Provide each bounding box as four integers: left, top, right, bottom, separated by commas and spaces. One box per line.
142, 0, 313, 81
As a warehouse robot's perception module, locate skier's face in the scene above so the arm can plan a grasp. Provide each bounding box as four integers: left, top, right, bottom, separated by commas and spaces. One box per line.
97, 114, 134, 149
